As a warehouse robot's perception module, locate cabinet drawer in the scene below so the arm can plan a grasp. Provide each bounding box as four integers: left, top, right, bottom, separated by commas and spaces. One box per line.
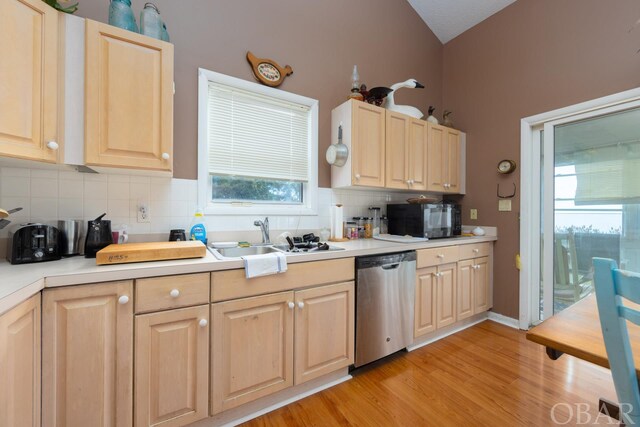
417, 246, 459, 268
459, 243, 492, 260
135, 273, 209, 313
211, 258, 355, 302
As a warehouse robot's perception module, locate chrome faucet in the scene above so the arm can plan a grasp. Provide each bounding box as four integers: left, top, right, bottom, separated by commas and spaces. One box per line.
254, 217, 270, 244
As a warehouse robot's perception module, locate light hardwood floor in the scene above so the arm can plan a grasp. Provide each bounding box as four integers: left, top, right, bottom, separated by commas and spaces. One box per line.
243, 320, 617, 426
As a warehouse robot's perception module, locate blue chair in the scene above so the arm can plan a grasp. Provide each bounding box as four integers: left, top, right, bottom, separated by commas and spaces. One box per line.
594, 257, 640, 425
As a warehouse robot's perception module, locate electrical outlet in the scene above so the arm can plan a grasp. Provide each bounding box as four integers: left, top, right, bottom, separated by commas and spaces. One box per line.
470, 209, 478, 220
137, 202, 150, 223
498, 199, 512, 212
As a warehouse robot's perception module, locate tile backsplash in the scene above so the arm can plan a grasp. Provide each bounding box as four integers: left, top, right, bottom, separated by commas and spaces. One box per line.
0, 166, 438, 240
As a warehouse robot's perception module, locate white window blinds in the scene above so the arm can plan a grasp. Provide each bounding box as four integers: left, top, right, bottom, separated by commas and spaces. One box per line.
208, 82, 310, 182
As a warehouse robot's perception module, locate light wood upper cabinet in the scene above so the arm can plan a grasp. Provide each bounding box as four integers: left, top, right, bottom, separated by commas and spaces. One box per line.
294, 282, 354, 385
385, 113, 427, 190
135, 305, 209, 427
385, 112, 408, 189
43, 281, 134, 427
0, 0, 59, 163
211, 292, 294, 414
0, 294, 41, 427
414, 267, 437, 338
352, 101, 386, 187
85, 19, 174, 172
408, 118, 428, 190
427, 124, 461, 193
435, 263, 457, 329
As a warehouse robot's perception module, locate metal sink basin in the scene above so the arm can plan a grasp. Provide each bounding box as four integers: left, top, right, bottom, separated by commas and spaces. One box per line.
210, 245, 284, 259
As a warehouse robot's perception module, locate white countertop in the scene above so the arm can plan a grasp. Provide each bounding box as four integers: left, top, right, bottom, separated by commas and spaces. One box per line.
0, 235, 496, 315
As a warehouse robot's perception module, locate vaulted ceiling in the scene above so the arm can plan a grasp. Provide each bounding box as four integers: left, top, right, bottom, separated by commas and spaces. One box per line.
407, 0, 517, 44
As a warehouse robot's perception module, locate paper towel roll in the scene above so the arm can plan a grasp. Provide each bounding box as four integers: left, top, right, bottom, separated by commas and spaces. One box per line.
330, 205, 343, 239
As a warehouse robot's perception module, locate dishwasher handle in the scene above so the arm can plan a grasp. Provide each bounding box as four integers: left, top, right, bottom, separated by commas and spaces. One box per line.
380, 263, 400, 270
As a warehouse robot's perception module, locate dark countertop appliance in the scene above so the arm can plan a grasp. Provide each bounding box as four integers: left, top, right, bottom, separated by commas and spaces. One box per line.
85, 213, 113, 258
7, 223, 61, 264
387, 203, 461, 239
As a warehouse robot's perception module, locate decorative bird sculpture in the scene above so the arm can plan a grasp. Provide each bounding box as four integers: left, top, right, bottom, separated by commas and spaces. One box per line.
384, 79, 425, 119
365, 87, 393, 106
426, 106, 439, 124
442, 110, 454, 128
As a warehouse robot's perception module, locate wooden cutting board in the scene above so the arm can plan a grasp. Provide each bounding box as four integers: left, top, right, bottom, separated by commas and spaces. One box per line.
96, 241, 207, 265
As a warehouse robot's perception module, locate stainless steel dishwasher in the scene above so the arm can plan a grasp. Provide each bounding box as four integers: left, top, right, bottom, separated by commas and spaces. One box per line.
355, 251, 416, 367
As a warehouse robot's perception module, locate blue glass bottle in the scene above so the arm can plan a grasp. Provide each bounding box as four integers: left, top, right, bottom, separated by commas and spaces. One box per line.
109, 0, 139, 33
140, 3, 162, 40
161, 22, 170, 42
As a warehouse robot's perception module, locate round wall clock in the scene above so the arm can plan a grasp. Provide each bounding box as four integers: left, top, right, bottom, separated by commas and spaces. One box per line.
247, 51, 293, 88
497, 159, 517, 174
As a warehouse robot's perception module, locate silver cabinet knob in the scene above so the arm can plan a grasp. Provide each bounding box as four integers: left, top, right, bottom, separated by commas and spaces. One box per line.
118, 295, 129, 305
473, 248, 479, 253
288, 301, 295, 309
437, 254, 445, 259
355, 173, 361, 180
199, 319, 208, 327
297, 301, 305, 309
169, 289, 180, 298
162, 152, 170, 160
47, 141, 59, 150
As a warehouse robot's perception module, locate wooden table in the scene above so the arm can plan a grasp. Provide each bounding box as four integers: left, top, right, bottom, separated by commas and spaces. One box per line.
527, 294, 640, 422
527, 294, 640, 373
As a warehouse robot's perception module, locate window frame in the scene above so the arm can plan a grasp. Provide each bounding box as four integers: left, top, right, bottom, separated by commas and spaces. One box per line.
197, 68, 318, 216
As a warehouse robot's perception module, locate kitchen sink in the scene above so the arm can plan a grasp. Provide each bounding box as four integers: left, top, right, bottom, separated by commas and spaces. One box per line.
211, 245, 284, 259
210, 243, 345, 259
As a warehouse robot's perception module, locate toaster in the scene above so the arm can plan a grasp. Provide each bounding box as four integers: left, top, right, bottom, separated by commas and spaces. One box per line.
7, 223, 61, 265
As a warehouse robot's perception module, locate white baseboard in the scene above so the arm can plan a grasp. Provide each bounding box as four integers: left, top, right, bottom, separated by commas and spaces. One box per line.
407, 312, 489, 352
487, 311, 520, 329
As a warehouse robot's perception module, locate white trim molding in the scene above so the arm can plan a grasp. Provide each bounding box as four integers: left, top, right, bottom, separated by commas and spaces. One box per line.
519, 86, 640, 330
487, 311, 520, 329
197, 68, 319, 216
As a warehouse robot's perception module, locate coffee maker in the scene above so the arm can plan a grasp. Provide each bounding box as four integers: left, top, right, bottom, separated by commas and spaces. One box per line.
85, 213, 113, 258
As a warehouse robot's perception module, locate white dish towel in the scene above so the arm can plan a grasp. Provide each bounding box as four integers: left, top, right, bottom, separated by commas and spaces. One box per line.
242, 252, 288, 278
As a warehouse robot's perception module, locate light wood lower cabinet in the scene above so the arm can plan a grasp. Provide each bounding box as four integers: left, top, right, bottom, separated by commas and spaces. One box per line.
435, 263, 457, 329
211, 282, 356, 413
0, 294, 41, 427
135, 305, 209, 427
472, 257, 491, 314
457, 260, 474, 321
42, 281, 133, 427
414, 267, 437, 338
294, 282, 354, 385
211, 292, 294, 414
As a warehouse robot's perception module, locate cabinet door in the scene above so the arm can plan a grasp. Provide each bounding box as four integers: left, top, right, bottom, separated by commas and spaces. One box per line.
414, 267, 437, 338
0, 0, 58, 163
43, 281, 133, 427
351, 101, 385, 187
385, 112, 408, 189
135, 305, 209, 427
457, 260, 474, 321
427, 124, 446, 192
436, 263, 457, 329
0, 294, 41, 427
473, 257, 491, 314
446, 129, 461, 193
85, 20, 173, 171
408, 119, 428, 191
294, 282, 354, 385
211, 292, 294, 414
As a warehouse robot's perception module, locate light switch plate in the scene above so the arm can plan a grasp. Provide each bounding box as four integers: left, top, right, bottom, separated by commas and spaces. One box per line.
498, 199, 512, 212
470, 209, 478, 220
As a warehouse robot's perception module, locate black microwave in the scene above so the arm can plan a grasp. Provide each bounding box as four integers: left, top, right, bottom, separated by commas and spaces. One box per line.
387, 203, 462, 239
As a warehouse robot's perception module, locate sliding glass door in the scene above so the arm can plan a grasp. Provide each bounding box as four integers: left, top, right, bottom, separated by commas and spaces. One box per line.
539, 107, 640, 319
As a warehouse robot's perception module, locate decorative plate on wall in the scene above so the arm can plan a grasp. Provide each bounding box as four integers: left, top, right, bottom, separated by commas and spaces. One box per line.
246, 51, 293, 87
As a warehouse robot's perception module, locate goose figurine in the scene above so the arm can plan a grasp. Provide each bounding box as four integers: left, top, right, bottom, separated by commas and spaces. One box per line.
385, 78, 425, 119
